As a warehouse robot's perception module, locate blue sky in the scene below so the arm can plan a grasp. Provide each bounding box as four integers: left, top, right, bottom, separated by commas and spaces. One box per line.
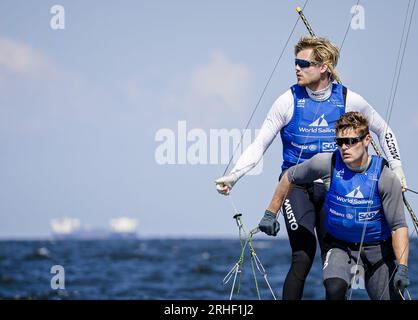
0, 0, 417, 239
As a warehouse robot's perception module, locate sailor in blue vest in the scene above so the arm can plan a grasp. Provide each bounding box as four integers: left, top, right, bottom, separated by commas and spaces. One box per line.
260, 112, 409, 300
215, 36, 407, 300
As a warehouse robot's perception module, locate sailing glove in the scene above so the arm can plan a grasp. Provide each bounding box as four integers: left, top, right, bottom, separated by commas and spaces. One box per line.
394, 264, 409, 292
259, 210, 280, 236
215, 173, 239, 195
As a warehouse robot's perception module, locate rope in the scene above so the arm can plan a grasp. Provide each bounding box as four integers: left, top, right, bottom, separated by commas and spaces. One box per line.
339, 0, 361, 52
222, 0, 311, 300
222, 0, 417, 301
222, 0, 310, 176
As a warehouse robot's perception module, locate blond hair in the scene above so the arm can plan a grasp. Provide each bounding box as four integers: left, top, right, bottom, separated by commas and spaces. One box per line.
336, 112, 369, 137
295, 36, 341, 83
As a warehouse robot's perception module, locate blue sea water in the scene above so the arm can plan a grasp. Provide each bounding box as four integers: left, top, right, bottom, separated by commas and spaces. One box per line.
0, 239, 417, 300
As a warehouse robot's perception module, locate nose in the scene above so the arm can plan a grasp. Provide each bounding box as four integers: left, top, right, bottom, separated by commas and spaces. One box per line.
341, 143, 349, 150
295, 64, 302, 72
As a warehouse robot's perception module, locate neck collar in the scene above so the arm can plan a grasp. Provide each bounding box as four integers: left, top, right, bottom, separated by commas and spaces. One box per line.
306, 81, 332, 101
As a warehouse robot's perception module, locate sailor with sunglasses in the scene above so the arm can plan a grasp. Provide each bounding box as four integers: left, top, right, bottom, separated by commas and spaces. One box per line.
215, 36, 407, 300
260, 111, 409, 300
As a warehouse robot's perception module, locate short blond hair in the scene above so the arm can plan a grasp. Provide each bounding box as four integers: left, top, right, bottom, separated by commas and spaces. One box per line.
295, 36, 341, 83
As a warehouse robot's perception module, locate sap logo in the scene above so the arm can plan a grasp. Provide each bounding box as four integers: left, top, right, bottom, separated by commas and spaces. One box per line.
358, 210, 380, 221
336, 169, 344, 178
297, 98, 305, 107
322, 142, 337, 152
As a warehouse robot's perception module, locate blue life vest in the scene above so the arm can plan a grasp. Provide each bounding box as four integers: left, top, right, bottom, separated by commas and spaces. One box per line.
280, 83, 346, 170
325, 152, 392, 243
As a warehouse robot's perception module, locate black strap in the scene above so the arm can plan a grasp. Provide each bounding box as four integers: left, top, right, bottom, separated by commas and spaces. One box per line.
342, 85, 348, 106
360, 245, 395, 279
380, 157, 389, 171
329, 152, 337, 187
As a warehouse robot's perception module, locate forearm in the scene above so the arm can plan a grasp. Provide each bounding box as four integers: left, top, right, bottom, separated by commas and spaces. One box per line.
392, 227, 409, 266
266, 172, 291, 214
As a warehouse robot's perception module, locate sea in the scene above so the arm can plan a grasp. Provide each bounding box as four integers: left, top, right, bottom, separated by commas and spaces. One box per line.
0, 239, 417, 300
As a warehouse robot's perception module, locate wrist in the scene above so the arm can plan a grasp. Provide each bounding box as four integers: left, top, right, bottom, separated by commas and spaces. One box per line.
265, 209, 277, 217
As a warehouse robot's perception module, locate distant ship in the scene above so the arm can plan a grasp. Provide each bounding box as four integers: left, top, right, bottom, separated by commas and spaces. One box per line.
50, 217, 138, 240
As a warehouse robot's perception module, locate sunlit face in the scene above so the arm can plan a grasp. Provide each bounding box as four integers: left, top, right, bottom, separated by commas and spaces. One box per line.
336, 128, 371, 167
295, 49, 322, 86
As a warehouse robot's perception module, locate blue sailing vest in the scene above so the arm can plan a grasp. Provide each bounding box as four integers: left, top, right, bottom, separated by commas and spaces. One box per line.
325, 152, 392, 243
280, 83, 346, 170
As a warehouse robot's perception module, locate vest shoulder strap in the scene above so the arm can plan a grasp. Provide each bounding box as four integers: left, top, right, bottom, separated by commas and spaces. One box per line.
342, 85, 348, 106
380, 157, 389, 172
330, 152, 337, 186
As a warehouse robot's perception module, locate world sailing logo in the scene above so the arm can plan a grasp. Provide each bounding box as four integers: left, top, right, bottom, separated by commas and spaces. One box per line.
345, 186, 364, 198
336, 186, 373, 205
309, 114, 328, 127
299, 114, 334, 134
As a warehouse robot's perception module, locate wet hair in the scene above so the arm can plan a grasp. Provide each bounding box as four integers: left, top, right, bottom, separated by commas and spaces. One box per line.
335, 111, 370, 137
295, 36, 341, 83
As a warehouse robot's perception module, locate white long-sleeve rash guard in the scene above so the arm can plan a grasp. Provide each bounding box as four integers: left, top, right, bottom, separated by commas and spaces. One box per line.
230, 85, 402, 181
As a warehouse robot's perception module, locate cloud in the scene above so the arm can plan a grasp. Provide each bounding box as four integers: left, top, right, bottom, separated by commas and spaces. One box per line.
0, 37, 49, 73
0, 37, 106, 136
162, 50, 252, 127
189, 50, 251, 109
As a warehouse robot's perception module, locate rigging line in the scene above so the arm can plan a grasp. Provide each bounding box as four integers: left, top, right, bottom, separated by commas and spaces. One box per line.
378, 225, 415, 300
380, 1, 418, 299
347, 155, 381, 300
403, 193, 418, 235
379, 2, 417, 300
222, 0, 310, 176
384, 0, 411, 124
385, 0, 416, 130
336, 0, 382, 159
399, 288, 412, 300
339, 0, 361, 52
294, 5, 397, 301
349, 0, 416, 300
406, 188, 418, 195
223, 1, 310, 300
285, 8, 332, 216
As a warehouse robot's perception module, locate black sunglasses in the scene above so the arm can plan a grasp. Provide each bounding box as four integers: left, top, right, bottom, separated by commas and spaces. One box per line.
295, 58, 320, 68
335, 133, 368, 147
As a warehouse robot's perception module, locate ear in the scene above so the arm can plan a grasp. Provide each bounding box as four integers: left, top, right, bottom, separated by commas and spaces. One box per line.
363, 133, 371, 147
320, 63, 329, 74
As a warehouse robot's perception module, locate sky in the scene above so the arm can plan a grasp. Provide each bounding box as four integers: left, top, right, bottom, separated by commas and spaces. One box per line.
0, 0, 417, 239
